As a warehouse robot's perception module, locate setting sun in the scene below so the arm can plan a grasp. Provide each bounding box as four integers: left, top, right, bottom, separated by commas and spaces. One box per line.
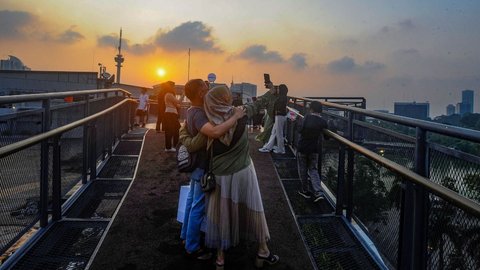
157, 68, 166, 77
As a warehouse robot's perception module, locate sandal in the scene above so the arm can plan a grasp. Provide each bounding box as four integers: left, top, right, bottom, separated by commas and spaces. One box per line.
215, 259, 224, 270
255, 252, 279, 268
186, 248, 212, 260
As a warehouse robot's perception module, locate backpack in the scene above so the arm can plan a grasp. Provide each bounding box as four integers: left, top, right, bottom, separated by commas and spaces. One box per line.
176, 143, 197, 172
176, 108, 199, 173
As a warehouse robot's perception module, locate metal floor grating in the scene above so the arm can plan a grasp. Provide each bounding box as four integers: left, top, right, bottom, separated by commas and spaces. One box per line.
282, 180, 334, 215
113, 140, 142, 155
270, 145, 296, 159
65, 180, 131, 219
298, 216, 380, 270
121, 133, 145, 140
11, 221, 108, 270
98, 156, 137, 178
273, 159, 299, 179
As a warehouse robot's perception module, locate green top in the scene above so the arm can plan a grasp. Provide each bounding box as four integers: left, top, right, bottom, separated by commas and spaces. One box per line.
244, 91, 277, 118
211, 128, 251, 176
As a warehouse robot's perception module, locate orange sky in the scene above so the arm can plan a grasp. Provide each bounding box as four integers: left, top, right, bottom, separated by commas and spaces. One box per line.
1, 0, 480, 116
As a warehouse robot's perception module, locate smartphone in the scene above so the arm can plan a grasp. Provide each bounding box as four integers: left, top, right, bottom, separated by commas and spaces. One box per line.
264, 73, 271, 84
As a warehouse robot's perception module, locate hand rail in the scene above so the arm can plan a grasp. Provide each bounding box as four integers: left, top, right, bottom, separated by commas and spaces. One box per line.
0, 88, 131, 104
324, 129, 480, 218
0, 98, 132, 158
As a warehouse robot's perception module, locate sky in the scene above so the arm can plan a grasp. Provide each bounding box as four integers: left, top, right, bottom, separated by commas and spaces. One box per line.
1, 0, 480, 117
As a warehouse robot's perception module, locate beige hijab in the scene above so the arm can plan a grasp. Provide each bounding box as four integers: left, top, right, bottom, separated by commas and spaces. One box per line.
204, 85, 237, 148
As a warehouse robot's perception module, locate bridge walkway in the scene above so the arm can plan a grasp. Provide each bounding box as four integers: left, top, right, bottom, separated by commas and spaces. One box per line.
89, 124, 380, 269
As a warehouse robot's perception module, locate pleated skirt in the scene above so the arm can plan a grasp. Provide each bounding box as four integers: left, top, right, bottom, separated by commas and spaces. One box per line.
204, 162, 270, 250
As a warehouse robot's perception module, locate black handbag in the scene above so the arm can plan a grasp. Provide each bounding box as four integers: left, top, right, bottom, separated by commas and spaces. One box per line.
201, 145, 215, 192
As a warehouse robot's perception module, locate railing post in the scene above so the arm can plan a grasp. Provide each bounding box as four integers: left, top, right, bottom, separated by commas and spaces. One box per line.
89, 122, 97, 180
40, 99, 51, 228
336, 145, 345, 216
52, 135, 62, 221
399, 127, 429, 269
345, 111, 355, 221
82, 94, 90, 184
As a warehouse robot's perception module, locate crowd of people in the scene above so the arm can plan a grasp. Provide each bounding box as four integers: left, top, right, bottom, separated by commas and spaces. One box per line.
134, 76, 330, 269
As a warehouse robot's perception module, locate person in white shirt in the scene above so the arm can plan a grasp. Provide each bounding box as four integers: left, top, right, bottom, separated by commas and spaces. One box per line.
136, 88, 149, 127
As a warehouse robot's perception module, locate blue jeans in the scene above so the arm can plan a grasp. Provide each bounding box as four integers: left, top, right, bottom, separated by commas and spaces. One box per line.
180, 168, 206, 253
297, 152, 323, 196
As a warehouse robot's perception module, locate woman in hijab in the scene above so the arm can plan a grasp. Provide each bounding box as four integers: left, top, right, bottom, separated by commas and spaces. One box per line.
203, 85, 279, 269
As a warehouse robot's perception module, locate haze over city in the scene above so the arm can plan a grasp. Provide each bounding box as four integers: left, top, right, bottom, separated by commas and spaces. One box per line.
1, 0, 480, 116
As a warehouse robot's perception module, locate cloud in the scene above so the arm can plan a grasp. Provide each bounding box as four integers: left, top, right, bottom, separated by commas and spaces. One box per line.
289, 53, 308, 70
327, 56, 356, 73
155, 21, 221, 53
379, 19, 417, 34
330, 38, 359, 48
0, 10, 36, 39
55, 26, 84, 44
327, 56, 385, 74
237, 45, 284, 63
398, 19, 415, 31
97, 33, 155, 55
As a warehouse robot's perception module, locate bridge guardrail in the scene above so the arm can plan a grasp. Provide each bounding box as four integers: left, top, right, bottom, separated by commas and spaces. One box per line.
286, 96, 480, 270
0, 88, 134, 260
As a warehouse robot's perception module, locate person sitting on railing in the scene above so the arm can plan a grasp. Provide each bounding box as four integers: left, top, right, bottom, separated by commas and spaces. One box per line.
297, 101, 329, 202
135, 87, 149, 127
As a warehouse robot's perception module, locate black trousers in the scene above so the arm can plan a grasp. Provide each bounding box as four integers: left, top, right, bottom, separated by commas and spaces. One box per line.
164, 112, 180, 149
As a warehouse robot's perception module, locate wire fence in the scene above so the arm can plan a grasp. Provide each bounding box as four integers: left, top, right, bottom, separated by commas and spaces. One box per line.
285, 97, 480, 269
0, 90, 133, 257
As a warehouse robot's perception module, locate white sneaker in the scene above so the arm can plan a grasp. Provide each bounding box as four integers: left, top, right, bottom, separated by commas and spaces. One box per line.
273, 149, 285, 154
258, 147, 271, 153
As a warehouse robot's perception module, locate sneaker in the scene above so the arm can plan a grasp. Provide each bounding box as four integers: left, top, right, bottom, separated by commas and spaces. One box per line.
298, 190, 312, 199
273, 149, 285, 154
258, 147, 271, 153
313, 194, 325, 202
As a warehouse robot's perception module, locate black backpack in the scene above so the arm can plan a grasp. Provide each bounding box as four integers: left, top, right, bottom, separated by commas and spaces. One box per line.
176, 142, 197, 172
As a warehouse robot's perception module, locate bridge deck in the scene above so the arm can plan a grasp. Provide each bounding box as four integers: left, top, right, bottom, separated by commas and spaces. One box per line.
5, 124, 379, 269
89, 128, 314, 270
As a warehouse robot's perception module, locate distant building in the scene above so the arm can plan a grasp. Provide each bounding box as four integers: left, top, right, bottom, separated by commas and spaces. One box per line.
230, 82, 257, 104
0, 70, 100, 97
458, 89, 474, 114
114, 83, 152, 98
394, 102, 430, 120
446, 104, 456, 116
0, 55, 31, 71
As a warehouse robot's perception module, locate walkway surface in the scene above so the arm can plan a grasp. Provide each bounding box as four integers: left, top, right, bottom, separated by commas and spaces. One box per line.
89, 127, 313, 270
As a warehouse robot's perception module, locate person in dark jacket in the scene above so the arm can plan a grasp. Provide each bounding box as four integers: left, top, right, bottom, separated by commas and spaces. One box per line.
258, 84, 288, 154
297, 101, 329, 202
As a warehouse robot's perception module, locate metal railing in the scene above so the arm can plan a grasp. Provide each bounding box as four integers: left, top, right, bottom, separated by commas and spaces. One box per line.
0, 88, 135, 258
285, 97, 480, 270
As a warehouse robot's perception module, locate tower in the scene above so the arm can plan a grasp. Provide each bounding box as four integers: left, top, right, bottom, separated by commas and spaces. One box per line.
114, 28, 124, 84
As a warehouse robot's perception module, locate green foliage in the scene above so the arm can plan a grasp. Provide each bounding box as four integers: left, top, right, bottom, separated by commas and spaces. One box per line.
352, 156, 389, 223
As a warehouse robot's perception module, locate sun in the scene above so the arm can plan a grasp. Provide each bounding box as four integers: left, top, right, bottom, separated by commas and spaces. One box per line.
157, 68, 166, 77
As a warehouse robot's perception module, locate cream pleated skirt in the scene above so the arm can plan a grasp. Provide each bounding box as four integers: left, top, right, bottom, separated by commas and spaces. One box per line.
204, 162, 270, 250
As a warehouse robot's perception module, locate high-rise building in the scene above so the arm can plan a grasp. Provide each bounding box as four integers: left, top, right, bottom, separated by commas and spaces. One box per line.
460, 89, 474, 114
230, 83, 257, 104
446, 104, 455, 116
394, 102, 430, 120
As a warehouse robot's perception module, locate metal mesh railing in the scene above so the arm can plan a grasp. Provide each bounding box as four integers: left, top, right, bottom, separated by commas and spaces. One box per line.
285, 97, 480, 269
0, 89, 133, 257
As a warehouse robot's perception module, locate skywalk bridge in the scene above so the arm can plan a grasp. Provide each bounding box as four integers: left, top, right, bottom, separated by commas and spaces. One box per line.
0, 89, 479, 270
